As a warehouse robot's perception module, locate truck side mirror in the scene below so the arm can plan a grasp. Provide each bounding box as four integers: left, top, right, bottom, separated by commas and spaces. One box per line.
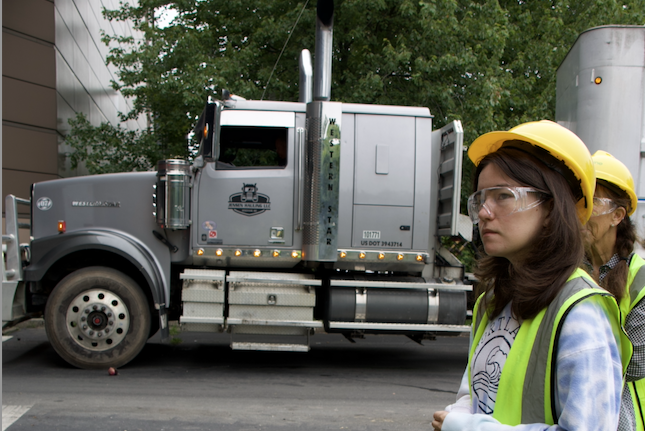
194, 100, 222, 162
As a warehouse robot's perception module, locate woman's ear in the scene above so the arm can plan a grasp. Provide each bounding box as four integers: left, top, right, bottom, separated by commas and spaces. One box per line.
542, 200, 554, 228
613, 206, 627, 226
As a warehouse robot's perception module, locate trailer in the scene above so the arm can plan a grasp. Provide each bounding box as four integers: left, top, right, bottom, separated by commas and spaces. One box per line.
556, 25, 645, 247
2, 0, 472, 369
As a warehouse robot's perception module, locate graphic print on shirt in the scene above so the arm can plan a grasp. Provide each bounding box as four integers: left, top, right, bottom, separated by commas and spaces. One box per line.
471, 304, 520, 414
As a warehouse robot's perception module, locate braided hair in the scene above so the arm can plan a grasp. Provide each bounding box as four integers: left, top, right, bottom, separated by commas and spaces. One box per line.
586, 184, 635, 302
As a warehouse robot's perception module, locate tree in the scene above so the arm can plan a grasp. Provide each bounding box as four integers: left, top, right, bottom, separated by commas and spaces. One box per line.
68, 0, 645, 184
66, 113, 161, 174
496, 0, 645, 130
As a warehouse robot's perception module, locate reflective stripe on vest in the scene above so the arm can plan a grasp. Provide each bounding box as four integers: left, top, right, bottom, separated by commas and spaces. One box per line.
631, 380, 645, 431
624, 254, 645, 317
624, 255, 645, 431
470, 268, 629, 425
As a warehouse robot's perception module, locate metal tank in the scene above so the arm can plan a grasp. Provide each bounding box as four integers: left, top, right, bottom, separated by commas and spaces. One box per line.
155, 159, 192, 230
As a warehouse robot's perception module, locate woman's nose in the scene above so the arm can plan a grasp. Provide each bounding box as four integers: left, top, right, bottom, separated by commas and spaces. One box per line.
478, 201, 493, 221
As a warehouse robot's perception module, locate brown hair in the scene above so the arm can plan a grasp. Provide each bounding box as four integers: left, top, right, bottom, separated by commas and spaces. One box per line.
585, 183, 635, 302
474, 145, 584, 320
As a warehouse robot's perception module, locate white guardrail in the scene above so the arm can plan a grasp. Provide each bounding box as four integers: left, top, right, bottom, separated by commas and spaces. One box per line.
3, 195, 30, 323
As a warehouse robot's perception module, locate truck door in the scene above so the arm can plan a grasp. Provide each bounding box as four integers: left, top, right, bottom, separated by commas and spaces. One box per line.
195, 110, 298, 249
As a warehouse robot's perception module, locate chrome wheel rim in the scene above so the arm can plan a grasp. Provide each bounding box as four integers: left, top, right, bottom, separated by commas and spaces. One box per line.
66, 289, 130, 351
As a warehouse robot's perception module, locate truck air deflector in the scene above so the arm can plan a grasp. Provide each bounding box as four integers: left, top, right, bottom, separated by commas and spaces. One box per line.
433, 120, 464, 237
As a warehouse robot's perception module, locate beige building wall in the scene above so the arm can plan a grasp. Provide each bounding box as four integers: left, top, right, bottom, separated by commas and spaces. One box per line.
2, 0, 144, 221
3, 0, 58, 217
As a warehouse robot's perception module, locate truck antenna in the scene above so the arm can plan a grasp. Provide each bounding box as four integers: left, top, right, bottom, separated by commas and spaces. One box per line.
261, 0, 310, 101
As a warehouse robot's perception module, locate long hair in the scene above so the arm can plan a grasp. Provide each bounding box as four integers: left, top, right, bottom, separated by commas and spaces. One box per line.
474, 146, 584, 320
585, 184, 636, 302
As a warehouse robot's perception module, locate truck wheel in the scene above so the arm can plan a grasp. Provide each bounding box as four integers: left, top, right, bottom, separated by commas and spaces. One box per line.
45, 267, 150, 369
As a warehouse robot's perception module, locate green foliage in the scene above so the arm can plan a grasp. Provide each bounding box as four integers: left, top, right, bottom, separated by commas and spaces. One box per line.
66, 113, 162, 174
168, 321, 182, 345
221, 148, 280, 167
67, 0, 645, 199
442, 236, 478, 273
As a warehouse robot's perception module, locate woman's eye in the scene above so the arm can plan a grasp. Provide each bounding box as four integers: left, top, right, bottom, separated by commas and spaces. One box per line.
497, 192, 513, 201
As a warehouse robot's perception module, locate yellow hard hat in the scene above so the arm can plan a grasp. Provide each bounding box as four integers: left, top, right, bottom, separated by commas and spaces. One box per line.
592, 150, 637, 216
468, 120, 595, 223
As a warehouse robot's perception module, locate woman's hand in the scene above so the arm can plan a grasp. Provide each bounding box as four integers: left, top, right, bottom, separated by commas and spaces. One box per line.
432, 411, 448, 430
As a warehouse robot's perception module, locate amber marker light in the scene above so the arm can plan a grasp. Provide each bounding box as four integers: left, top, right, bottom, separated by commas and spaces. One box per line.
57, 220, 66, 233
203, 124, 209, 136
197, 248, 204, 256
416, 254, 424, 262
339, 251, 347, 258
273, 250, 280, 257
359, 252, 366, 259
235, 250, 242, 257
594, 76, 602, 85
215, 249, 223, 256
253, 249, 262, 257
378, 252, 385, 260
291, 251, 299, 258
397, 253, 404, 260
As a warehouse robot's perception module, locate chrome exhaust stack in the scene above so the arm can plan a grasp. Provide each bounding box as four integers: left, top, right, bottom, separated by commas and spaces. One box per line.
299, 49, 313, 104
313, 0, 334, 101
303, 0, 341, 263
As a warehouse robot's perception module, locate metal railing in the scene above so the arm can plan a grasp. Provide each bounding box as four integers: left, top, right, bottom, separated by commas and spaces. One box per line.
3, 195, 31, 283
3, 195, 31, 324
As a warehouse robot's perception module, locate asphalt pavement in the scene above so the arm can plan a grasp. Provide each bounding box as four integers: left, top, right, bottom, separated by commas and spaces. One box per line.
2, 319, 470, 431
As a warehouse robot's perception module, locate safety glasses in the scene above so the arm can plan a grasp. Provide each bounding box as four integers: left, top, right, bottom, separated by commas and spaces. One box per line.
591, 197, 618, 217
467, 186, 550, 224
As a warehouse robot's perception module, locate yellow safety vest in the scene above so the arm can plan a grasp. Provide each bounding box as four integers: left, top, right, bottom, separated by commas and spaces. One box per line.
622, 254, 645, 431
470, 268, 631, 425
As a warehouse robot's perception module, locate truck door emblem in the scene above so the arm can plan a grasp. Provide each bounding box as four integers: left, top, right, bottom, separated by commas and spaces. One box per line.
228, 183, 271, 216
36, 197, 52, 211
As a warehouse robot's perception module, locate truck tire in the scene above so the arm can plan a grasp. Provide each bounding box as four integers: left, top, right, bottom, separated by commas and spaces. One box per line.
44, 266, 151, 369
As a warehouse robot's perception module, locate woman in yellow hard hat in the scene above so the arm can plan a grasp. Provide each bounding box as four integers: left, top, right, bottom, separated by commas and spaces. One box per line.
582, 150, 645, 431
432, 121, 630, 431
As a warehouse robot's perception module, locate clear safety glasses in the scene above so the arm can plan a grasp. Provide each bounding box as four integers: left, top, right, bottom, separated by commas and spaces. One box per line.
591, 197, 618, 217
467, 186, 550, 224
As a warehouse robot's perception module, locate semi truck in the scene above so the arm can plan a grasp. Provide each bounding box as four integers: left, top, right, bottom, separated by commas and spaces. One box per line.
2, 0, 472, 369
556, 25, 645, 245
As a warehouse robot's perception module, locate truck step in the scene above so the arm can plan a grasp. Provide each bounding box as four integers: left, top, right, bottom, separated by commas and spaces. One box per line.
231, 342, 309, 352
179, 316, 224, 324
226, 318, 323, 328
